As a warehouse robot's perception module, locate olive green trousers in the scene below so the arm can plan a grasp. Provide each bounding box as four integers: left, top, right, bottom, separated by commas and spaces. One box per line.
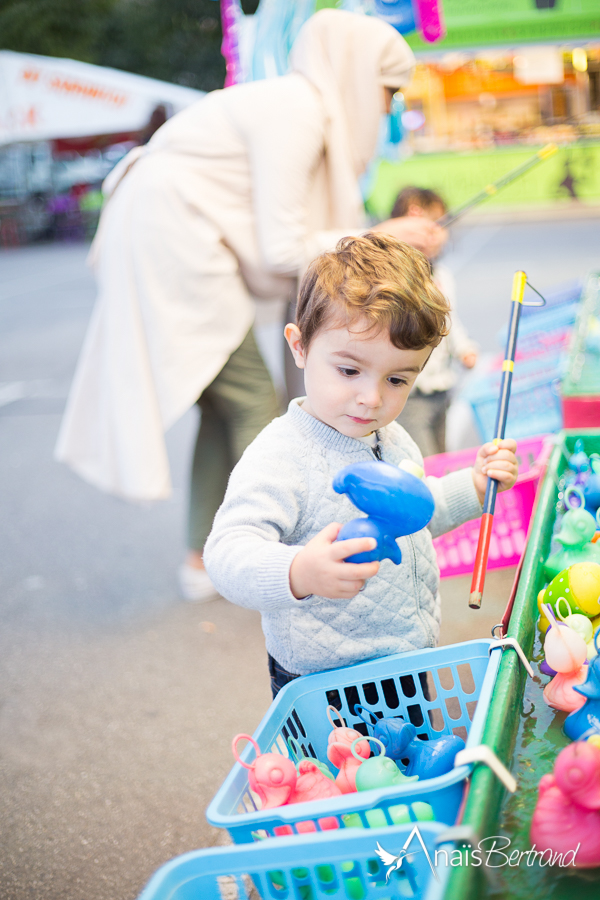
188, 328, 280, 552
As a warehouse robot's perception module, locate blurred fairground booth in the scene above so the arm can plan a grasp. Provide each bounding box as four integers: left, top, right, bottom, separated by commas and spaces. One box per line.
219, 0, 600, 218
365, 0, 600, 218
0, 53, 203, 245
1, 0, 599, 246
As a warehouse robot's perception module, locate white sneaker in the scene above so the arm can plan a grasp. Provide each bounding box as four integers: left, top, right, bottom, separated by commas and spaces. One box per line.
178, 564, 219, 602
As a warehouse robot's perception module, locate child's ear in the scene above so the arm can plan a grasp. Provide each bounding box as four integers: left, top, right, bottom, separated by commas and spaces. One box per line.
284, 323, 307, 369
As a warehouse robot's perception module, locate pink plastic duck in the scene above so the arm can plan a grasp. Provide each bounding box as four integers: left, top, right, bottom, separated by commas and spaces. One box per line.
530, 741, 600, 868
232, 734, 297, 809
542, 604, 588, 713
325, 706, 370, 794
288, 759, 343, 804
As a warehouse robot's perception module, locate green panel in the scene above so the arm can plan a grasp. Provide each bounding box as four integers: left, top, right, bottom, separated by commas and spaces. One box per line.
366, 144, 600, 220
405, 0, 600, 52
562, 272, 600, 397
443, 431, 600, 900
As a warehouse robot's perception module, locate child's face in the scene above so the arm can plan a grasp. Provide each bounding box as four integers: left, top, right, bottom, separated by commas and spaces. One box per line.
408, 201, 445, 223
286, 319, 432, 438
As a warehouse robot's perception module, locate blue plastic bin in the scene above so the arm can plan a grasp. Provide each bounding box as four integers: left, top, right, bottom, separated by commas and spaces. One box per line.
207, 640, 501, 842
464, 285, 581, 442
138, 822, 453, 900
468, 370, 563, 442
497, 300, 578, 341
519, 279, 581, 318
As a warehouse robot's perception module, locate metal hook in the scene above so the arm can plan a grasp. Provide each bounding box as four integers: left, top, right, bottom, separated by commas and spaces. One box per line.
522, 281, 547, 307
565, 484, 585, 510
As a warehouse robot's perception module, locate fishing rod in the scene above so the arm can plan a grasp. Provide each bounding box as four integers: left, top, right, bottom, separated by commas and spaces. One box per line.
469, 271, 545, 610
439, 144, 558, 228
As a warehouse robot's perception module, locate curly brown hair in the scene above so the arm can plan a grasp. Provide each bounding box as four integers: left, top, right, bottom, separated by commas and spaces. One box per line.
296, 232, 450, 351
390, 186, 447, 219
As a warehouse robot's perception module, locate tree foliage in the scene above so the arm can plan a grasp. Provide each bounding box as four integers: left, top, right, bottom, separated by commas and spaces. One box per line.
0, 0, 264, 91
95, 0, 226, 92
0, 0, 114, 61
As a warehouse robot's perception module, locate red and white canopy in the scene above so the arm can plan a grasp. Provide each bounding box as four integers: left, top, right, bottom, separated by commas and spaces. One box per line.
0, 50, 203, 145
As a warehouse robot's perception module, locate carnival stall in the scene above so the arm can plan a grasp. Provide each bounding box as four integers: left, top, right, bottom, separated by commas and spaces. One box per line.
125, 1, 600, 895
0, 51, 202, 243
136, 272, 600, 900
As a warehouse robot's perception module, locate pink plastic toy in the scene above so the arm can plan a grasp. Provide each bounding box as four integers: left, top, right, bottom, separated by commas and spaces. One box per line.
542, 604, 588, 713
325, 706, 370, 794
288, 759, 343, 805
530, 741, 600, 868
232, 734, 297, 809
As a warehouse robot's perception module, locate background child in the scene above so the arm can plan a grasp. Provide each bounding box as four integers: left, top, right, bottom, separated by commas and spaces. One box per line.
204, 233, 517, 697
392, 187, 478, 457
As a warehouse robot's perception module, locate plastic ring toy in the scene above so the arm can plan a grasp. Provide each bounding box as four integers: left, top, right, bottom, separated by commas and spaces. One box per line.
353, 704, 378, 726
232, 733, 260, 769
565, 485, 585, 510
350, 735, 386, 761
326, 705, 346, 729
556, 596, 574, 621
287, 736, 304, 764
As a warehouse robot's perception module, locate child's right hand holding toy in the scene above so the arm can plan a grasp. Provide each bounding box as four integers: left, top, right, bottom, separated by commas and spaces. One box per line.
290, 522, 380, 600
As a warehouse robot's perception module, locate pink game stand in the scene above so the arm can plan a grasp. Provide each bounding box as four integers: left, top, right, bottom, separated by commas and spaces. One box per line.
423, 436, 551, 578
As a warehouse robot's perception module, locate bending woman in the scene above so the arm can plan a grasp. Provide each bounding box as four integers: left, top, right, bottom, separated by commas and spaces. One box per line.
56, 9, 446, 600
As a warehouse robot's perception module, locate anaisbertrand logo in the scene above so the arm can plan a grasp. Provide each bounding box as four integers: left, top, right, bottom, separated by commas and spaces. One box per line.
376, 826, 438, 882
375, 826, 580, 879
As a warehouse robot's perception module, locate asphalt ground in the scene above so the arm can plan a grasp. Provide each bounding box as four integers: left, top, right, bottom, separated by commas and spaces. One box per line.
0, 214, 598, 899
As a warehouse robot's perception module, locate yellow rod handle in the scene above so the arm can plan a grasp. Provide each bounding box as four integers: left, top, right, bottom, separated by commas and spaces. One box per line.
538, 143, 558, 160
511, 271, 527, 304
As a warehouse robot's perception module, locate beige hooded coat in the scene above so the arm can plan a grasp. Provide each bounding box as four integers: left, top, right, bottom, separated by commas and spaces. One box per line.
55, 10, 415, 500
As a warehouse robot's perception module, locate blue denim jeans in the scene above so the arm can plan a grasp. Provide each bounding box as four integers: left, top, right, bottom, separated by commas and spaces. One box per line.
268, 653, 300, 699
268, 655, 432, 703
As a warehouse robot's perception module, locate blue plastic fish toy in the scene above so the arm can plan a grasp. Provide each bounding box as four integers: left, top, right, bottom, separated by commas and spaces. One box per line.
333, 460, 435, 564
354, 705, 465, 780
564, 630, 600, 741
584, 456, 600, 514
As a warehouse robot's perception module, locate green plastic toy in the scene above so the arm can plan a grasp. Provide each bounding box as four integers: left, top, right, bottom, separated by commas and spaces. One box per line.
350, 736, 419, 792
544, 487, 600, 581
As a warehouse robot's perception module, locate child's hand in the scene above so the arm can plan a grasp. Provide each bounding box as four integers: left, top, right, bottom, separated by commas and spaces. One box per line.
289, 522, 380, 600
472, 439, 519, 505
461, 351, 478, 369
372, 217, 447, 260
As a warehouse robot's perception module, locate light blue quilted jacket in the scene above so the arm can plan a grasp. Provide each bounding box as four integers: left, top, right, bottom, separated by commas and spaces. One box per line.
204, 399, 482, 675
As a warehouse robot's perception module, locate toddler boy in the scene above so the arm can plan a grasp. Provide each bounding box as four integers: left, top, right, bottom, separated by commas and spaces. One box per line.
204, 233, 517, 697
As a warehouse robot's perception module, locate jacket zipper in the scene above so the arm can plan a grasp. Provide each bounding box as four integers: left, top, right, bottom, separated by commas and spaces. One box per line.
370, 435, 435, 647
372, 432, 383, 460
369, 433, 435, 646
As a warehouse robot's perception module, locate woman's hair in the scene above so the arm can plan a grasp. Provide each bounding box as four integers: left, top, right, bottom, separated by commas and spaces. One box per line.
296, 232, 450, 352
391, 187, 447, 219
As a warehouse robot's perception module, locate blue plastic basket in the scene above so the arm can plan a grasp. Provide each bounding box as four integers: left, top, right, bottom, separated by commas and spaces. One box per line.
207, 640, 501, 842
138, 822, 453, 900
